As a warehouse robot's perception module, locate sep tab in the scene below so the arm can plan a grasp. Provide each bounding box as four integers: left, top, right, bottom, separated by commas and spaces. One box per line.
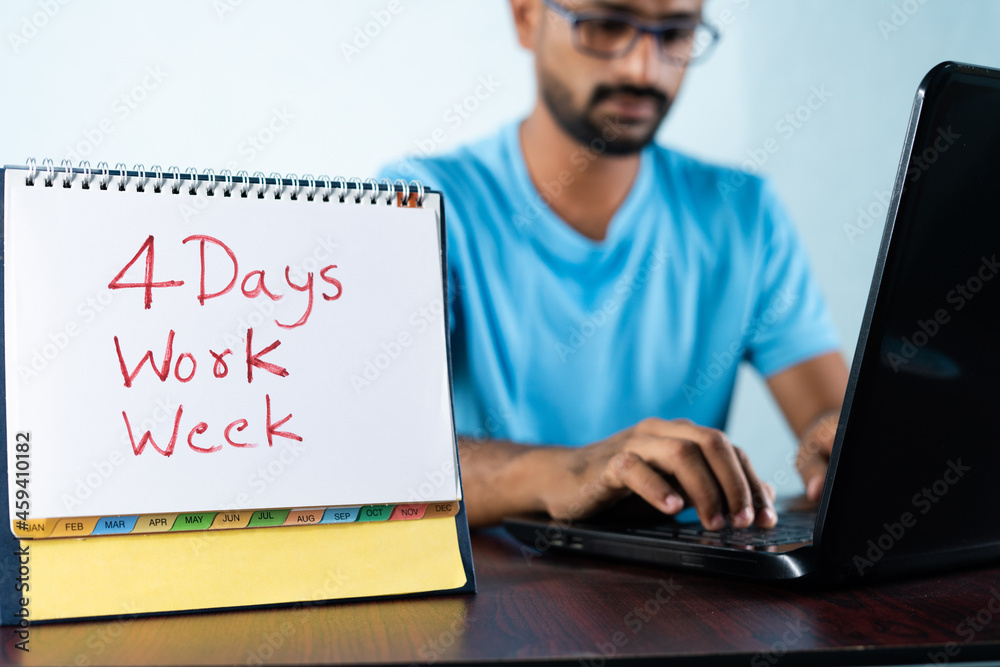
356, 505, 393, 522
321, 507, 360, 524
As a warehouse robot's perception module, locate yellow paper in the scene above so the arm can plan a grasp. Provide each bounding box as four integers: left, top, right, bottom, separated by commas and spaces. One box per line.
27, 517, 466, 621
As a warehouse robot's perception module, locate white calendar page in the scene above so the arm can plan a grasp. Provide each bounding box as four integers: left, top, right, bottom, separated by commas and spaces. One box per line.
3, 168, 459, 520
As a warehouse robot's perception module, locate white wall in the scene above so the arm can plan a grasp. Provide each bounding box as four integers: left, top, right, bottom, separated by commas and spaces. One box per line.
665, 0, 1000, 494
2, 0, 998, 495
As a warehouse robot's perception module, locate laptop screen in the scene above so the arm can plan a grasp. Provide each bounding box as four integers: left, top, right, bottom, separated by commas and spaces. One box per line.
818, 63, 1000, 577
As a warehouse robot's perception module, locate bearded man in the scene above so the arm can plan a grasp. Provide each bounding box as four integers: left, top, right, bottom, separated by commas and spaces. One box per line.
380, 0, 848, 531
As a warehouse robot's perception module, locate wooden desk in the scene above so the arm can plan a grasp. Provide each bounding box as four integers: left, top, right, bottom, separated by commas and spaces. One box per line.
5, 528, 1000, 665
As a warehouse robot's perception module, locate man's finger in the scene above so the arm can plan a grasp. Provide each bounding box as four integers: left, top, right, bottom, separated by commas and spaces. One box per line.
807, 475, 824, 502
796, 447, 828, 502
631, 435, 727, 530
734, 448, 777, 529
607, 451, 685, 514
801, 410, 839, 458
648, 422, 755, 529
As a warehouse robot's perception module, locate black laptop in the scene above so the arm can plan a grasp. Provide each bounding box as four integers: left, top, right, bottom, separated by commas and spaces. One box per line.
504, 61, 1000, 585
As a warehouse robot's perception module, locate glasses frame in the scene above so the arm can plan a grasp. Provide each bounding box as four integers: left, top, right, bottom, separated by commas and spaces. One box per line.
542, 0, 721, 66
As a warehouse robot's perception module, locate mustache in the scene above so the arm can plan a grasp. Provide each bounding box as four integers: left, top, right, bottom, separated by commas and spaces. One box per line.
590, 84, 670, 107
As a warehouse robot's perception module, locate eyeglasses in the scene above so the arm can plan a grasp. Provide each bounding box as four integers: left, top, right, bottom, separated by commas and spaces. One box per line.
542, 0, 720, 66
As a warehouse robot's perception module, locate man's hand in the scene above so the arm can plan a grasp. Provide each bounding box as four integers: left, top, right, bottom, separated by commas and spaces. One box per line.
794, 409, 840, 502
538, 418, 777, 530
766, 351, 849, 504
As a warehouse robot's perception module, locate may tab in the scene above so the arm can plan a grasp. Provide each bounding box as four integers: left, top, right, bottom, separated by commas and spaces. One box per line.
170, 513, 217, 532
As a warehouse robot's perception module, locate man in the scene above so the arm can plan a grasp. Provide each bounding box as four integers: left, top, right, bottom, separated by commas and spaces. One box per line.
380, 0, 848, 531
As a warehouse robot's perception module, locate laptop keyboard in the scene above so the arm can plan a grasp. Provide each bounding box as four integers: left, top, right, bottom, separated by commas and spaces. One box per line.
624, 511, 815, 548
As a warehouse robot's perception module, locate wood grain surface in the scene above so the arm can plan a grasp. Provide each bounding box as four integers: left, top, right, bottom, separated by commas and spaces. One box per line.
4, 528, 1000, 665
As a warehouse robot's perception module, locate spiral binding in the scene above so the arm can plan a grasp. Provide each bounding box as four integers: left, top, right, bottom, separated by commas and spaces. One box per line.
21, 158, 425, 206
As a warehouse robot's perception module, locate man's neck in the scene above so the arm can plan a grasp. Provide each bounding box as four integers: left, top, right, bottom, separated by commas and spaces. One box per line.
520, 105, 642, 242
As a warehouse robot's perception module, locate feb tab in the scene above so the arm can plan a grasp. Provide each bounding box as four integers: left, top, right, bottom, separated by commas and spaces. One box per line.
50, 517, 101, 538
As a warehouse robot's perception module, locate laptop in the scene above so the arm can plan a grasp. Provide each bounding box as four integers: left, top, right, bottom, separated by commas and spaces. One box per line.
504, 61, 1000, 585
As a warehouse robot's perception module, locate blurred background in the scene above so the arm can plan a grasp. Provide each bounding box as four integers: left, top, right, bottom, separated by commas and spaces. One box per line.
2, 0, 998, 495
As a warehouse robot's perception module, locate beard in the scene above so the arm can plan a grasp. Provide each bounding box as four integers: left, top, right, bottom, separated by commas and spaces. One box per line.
538, 64, 672, 155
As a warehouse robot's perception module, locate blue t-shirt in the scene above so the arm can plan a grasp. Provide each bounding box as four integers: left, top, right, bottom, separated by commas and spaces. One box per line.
379, 121, 839, 446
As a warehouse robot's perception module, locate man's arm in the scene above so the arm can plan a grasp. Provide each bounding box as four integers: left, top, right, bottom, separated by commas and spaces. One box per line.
765, 351, 850, 501
457, 349, 845, 529
457, 418, 777, 530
